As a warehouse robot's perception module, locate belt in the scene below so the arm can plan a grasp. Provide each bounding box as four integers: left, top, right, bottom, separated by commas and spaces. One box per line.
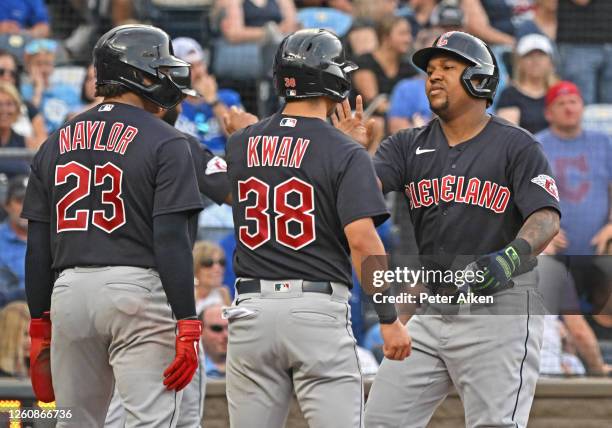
236, 279, 333, 295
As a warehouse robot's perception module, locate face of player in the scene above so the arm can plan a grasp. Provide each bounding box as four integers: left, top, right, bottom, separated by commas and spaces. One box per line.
545, 94, 584, 133
201, 306, 228, 357
0, 91, 19, 130
0, 55, 18, 86
83, 65, 97, 102
386, 19, 412, 55
519, 50, 552, 81
425, 55, 473, 118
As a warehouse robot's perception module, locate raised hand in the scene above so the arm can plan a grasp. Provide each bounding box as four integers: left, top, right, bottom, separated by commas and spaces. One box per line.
330, 95, 376, 150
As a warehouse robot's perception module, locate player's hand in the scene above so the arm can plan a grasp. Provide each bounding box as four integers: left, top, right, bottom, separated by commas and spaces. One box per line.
468, 238, 532, 295
380, 319, 411, 361
330, 95, 376, 150
591, 223, 612, 255
222, 106, 259, 135
29, 312, 55, 403
163, 319, 202, 391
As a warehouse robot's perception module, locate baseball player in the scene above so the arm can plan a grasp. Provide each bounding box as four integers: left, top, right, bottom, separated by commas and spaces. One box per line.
350, 31, 561, 428
102, 103, 231, 428
224, 29, 411, 428
22, 25, 204, 427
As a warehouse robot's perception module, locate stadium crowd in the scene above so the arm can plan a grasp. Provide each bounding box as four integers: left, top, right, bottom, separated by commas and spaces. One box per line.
0, 0, 611, 385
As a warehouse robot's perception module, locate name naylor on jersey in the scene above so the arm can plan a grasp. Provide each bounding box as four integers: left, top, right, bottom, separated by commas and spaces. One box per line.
58, 121, 139, 155
247, 135, 310, 168
406, 176, 511, 214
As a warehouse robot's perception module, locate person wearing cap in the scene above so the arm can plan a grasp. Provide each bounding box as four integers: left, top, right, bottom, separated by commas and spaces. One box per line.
0, 175, 28, 309
172, 37, 242, 155
496, 34, 557, 134
20, 39, 80, 132
537, 81, 612, 256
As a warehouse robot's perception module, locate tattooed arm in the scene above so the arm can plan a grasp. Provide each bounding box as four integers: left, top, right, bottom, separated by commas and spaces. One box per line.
517, 208, 561, 256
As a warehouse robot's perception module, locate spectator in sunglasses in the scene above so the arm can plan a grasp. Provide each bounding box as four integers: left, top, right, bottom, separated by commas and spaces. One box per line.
0, 50, 46, 148
193, 241, 231, 315
20, 39, 80, 133
200, 304, 228, 379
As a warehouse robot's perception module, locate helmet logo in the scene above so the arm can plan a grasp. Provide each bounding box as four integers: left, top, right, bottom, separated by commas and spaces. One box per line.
284, 77, 296, 88
437, 31, 458, 47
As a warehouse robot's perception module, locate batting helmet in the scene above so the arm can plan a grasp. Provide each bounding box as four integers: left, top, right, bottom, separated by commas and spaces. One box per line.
273, 29, 358, 102
412, 31, 499, 104
93, 25, 196, 109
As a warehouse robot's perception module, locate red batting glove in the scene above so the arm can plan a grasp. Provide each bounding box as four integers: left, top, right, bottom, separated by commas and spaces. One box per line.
163, 319, 202, 391
29, 311, 54, 402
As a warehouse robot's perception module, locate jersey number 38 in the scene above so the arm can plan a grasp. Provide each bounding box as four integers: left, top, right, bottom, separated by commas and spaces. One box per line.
238, 177, 315, 251
55, 161, 126, 234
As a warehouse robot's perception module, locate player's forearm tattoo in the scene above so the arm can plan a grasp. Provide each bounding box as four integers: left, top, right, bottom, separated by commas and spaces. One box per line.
517, 208, 560, 255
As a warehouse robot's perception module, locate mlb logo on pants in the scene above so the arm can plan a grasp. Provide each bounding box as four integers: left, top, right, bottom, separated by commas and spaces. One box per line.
275, 283, 291, 292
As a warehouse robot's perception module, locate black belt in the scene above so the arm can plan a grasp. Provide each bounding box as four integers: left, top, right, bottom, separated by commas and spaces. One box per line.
236, 279, 333, 295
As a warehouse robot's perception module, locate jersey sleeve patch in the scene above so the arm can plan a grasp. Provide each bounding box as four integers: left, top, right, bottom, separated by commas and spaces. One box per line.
530, 174, 559, 201
205, 156, 227, 175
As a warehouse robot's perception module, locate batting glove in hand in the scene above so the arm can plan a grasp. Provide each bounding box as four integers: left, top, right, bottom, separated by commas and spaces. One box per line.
29, 311, 54, 402
163, 319, 202, 391
468, 238, 533, 295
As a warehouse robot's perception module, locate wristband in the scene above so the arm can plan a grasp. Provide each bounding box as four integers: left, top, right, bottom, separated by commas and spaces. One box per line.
372, 287, 397, 324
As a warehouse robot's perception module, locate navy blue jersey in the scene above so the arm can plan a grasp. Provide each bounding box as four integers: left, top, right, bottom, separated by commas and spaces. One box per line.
22, 102, 203, 269
226, 112, 389, 285
374, 116, 561, 256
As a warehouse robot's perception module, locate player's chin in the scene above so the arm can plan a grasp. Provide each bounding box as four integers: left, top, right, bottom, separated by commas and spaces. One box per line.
429, 99, 449, 116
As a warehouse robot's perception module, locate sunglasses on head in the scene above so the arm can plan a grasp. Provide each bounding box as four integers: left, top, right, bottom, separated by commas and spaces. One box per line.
200, 258, 226, 268
0, 68, 17, 78
208, 324, 228, 333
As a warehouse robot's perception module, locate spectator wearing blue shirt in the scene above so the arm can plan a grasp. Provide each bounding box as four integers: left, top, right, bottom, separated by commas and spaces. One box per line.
0, 175, 28, 308
537, 81, 612, 256
20, 39, 80, 132
172, 37, 242, 155
0, 0, 49, 38
200, 304, 228, 379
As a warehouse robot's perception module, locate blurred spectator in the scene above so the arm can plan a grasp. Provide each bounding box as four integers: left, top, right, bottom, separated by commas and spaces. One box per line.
556, 0, 612, 105
295, 0, 353, 14
515, 0, 557, 40
68, 64, 103, 118
193, 240, 231, 315
173, 37, 242, 155
563, 314, 611, 375
539, 315, 585, 376
0, 176, 27, 309
406, 0, 438, 36
0, 83, 30, 178
0, 301, 30, 377
537, 81, 612, 256
20, 39, 80, 132
429, 0, 465, 32
462, 0, 526, 46
496, 34, 556, 134
213, 0, 298, 80
345, 0, 398, 57
353, 16, 417, 117
0, 50, 46, 148
386, 27, 438, 133
0, 0, 50, 38
200, 304, 228, 378
585, 312, 612, 365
